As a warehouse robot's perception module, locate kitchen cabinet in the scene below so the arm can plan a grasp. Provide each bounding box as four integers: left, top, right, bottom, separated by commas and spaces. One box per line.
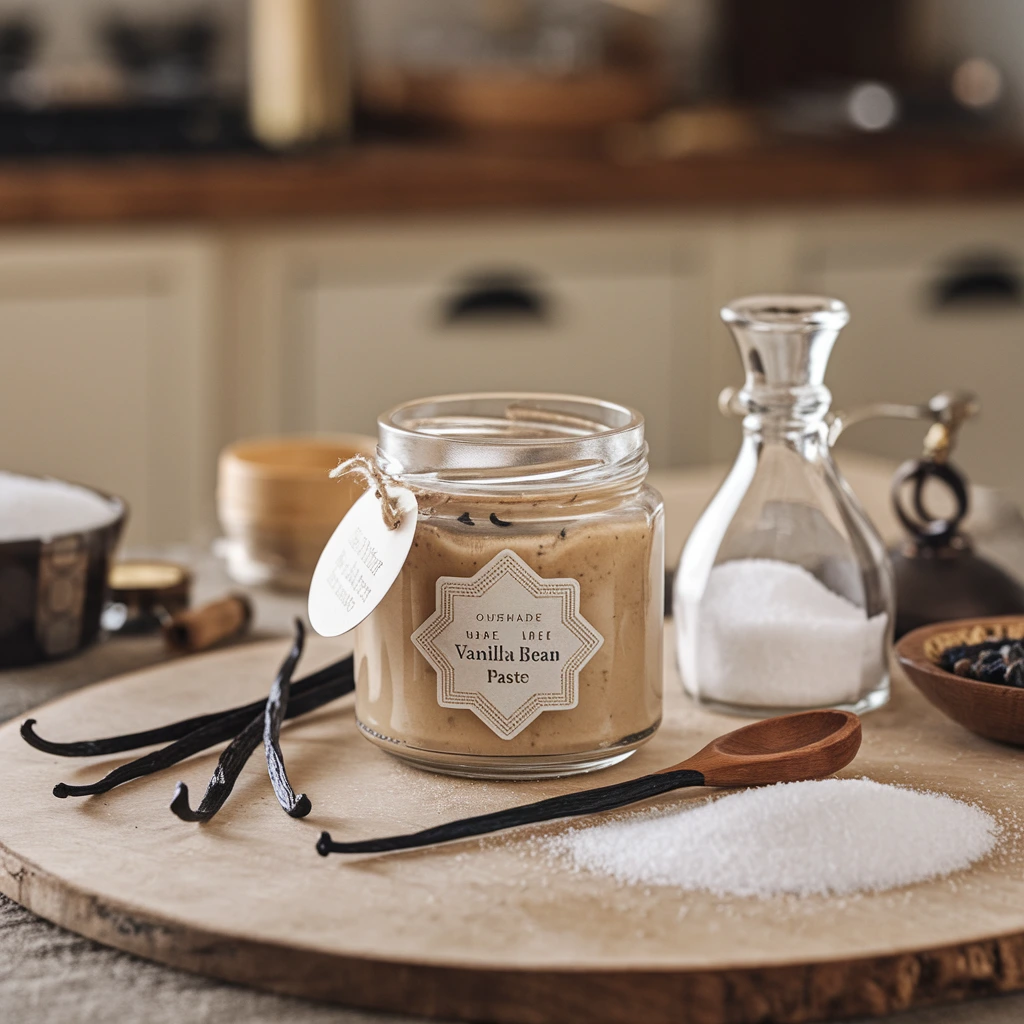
6, 204, 1024, 546
0, 232, 218, 544
700, 206, 1024, 506
229, 220, 722, 470
230, 205, 1024, 524
789, 207, 1024, 504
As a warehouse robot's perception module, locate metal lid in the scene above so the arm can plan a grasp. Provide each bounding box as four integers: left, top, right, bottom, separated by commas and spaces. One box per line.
105, 560, 192, 634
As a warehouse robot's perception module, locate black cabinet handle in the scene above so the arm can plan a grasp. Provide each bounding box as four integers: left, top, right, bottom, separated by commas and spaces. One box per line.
441, 273, 550, 326
932, 256, 1023, 309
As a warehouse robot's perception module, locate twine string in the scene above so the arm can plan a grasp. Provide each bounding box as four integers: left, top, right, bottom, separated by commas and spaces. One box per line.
329, 455, 402, 530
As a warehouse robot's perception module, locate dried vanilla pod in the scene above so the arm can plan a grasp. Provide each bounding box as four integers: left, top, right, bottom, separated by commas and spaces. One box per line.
264, 618, 312, 818
51, 673, 349, 799
171, 620, 305, 823
23, 655, 353, 758
317, 769, 705, 856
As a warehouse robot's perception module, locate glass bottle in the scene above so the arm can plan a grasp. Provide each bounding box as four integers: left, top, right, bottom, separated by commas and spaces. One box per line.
674, 296, 894, 716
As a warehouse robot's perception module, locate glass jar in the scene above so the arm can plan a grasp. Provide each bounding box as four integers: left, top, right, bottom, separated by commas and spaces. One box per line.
354, 393, 664, 779
673, 296, 895, 716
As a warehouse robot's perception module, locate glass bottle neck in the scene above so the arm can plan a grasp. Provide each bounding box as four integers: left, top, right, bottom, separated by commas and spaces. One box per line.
735, 383, 833, 443
719, 294, 848, 445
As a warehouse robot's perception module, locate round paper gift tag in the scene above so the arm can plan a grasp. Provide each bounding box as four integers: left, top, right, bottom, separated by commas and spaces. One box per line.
308, 487, 417, 637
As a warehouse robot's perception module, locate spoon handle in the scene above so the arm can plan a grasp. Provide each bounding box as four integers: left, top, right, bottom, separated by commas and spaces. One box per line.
316, 768, 706, 856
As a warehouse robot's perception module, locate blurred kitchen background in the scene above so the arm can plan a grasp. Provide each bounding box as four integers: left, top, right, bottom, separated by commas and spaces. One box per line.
2, 0, 1024, 545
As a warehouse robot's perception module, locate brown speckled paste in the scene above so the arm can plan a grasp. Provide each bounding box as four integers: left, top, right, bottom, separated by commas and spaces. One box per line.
354, 490, 663, 774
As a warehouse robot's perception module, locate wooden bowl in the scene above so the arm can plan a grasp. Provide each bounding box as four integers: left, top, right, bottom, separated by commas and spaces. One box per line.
217, 434, 375, 592
895, 616, 1024, 746
359, 66, 668, 135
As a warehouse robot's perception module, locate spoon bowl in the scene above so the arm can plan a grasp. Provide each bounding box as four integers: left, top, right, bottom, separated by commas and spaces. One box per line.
678, 709, 862, 787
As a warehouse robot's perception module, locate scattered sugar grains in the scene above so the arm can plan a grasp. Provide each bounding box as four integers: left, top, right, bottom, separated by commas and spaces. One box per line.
552, 779, 998, 899
0, 471, 118, 542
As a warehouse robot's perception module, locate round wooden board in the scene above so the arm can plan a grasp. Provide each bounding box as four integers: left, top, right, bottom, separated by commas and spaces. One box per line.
2, 631, 1024, 1024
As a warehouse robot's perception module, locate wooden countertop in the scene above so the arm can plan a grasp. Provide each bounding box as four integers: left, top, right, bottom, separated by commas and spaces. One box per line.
1, 137, 1023, 225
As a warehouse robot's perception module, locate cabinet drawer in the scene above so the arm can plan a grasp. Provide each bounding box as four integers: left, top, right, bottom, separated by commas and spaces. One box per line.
292, 270, 687, 465
263, 222, 713, 468
796, 210, 1024, 503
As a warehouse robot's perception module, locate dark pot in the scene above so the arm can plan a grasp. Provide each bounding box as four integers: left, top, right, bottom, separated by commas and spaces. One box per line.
0, 481, 127, 668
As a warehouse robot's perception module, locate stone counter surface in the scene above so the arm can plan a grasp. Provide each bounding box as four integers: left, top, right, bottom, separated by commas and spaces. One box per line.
0, 138, 1022, 225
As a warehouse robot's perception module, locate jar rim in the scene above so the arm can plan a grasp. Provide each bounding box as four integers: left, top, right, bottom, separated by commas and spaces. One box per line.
377, 392, 645, 482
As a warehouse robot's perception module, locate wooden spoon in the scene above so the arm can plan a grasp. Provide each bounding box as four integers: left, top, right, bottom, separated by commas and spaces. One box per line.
317, 709, 861, 857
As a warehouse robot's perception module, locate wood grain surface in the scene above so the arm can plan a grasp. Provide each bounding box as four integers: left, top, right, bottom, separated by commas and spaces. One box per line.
0, 139, 1023, 225
1, 632, 1024, 1024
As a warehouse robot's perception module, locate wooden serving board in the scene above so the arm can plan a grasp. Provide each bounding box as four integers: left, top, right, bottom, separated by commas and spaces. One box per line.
2, 631, 1024, 1024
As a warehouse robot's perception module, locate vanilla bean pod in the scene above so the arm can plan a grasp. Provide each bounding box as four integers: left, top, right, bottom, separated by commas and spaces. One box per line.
51, 672, 350, 799
316, 769, 705, 856
170, 621, 304, 823
264, 619, 311, 817
169, 715, 265, 822
22, 656, 353, 758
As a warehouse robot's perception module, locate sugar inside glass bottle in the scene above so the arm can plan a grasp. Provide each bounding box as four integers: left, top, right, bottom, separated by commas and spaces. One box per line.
351, 393, 664, 778
674, 296, 895, 715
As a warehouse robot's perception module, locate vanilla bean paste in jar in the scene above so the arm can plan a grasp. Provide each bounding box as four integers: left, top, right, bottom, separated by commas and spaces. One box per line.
354, 393, 664, 779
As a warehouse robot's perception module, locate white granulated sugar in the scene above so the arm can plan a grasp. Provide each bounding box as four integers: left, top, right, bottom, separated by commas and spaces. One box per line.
0, 471, 119, 542
688, 559, 888, 706
552, 779, 998, 899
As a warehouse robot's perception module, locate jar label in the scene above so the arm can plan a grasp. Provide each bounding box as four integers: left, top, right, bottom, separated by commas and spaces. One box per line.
411, 549, 604, 740
308, 487, 418, 637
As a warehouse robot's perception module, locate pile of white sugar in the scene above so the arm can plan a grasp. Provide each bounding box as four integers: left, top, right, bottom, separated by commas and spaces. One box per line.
552, 779, 998, 898
686, 559, 888, 707
0, 471, 119, 543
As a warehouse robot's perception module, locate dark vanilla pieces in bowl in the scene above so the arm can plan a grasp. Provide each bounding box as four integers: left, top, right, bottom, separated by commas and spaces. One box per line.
940, 639, 1024, 687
